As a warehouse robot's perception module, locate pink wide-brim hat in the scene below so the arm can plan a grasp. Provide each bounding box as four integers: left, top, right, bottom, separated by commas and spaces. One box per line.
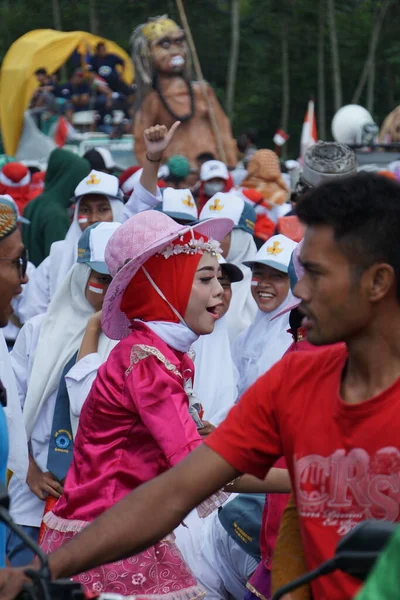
102, 210, 234, 339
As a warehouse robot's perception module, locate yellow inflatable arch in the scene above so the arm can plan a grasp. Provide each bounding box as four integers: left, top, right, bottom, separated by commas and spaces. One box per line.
0, 29, 134, 155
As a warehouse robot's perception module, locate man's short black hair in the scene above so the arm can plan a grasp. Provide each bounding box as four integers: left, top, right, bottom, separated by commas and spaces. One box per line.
96, 42, 106, 51
296, 172, 400, 298
35, 68, 47, 76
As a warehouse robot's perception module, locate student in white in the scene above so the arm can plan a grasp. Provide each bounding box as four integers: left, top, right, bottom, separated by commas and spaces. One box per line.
232, 233, 298, 398
6, 222, 119, 567
192, 257, 241, 429
200, 192, 258, 342
18, 171, 125, 323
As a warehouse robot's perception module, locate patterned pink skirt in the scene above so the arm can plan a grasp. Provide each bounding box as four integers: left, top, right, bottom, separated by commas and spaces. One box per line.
41, 524, 205, 599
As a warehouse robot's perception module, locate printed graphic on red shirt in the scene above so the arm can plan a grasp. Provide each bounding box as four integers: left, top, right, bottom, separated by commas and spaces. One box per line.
295, 447, 400, 536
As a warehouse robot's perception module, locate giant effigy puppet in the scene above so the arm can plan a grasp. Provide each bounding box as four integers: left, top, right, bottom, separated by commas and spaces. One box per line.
131, 16, 237, 167
378, 105, 400, 143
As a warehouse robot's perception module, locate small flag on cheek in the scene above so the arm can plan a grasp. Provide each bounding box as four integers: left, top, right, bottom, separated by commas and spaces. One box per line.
78, 216, 88, 224
251, 279, 259, 287
88, 281, 104, 294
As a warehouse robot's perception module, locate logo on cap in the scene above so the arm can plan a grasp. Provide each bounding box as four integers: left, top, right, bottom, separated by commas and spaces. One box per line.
209, 198, 224, 212
182, 194, 195, 208
267, 241, 283, 256
86, 173, 101, 185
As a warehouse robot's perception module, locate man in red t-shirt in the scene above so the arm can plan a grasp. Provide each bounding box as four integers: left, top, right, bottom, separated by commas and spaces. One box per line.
2, 172, 400, 600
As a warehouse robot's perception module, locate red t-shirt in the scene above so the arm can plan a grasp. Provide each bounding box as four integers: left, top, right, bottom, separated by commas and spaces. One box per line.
206, 345, 400, 600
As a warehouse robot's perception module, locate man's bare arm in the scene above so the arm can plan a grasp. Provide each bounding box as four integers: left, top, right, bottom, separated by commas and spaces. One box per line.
225, 468, 291, 494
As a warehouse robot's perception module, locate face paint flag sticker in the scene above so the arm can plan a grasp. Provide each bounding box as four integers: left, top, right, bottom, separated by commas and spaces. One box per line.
78, 216, 89, 224
89, 281, 104, 294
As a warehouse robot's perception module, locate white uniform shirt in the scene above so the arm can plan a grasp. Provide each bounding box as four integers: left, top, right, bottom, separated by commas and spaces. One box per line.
8, 314, 57, 527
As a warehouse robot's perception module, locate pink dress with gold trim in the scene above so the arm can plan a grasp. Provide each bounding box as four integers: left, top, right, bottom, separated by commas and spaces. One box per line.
41, 322, 211, 598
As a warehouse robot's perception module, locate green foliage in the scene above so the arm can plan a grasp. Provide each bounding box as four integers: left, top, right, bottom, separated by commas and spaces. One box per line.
1, 0, 399, 157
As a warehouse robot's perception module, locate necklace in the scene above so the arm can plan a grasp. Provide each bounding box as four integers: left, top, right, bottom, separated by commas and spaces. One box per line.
153, 74, 196, 122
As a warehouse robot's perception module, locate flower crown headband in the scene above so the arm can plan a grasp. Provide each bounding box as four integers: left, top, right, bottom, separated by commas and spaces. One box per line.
158, 228, 222, 260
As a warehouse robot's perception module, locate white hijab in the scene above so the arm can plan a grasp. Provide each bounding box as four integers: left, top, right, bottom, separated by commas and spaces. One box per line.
232, 290, 295, 399
225, 228, 258, 342
48, 197, 124, 298
192, 316, 239, 426
23, 263, 116, 439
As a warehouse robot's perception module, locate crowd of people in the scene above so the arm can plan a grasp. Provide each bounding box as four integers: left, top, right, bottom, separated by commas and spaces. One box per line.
29, 42, 135, 136
0, 118, 399, 600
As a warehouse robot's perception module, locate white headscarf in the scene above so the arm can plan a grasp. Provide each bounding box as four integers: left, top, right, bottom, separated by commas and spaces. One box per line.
48, 197, 124, 298
192, 316, 239, 426
225, 228, 258, 342
23, 263, 116, 439
232, 290, 295, 399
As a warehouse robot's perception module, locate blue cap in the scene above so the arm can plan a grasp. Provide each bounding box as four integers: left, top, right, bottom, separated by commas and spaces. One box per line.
238, 200, 256, 235
77, 221, 121, 274
218, 494, 264, 561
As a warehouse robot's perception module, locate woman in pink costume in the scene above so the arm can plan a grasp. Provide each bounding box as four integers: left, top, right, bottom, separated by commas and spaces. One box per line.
40, 208, 233, 598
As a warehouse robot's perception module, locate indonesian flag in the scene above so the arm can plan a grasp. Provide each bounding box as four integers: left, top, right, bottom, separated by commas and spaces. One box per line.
54, 116, 69, 147
273, 128, 289, 146
300, 100, 318, 160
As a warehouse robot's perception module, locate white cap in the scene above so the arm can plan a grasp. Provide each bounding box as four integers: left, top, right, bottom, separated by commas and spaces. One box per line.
200, 192, 244, 223
74, 170, 122, 201
200, 192, 256, 235
121, 168, 143, 195
200, 160, 229, 182
243, 234, 298, 273
161, 188, 198, 222
157, 165, 170, 180
77, 221, 121, 274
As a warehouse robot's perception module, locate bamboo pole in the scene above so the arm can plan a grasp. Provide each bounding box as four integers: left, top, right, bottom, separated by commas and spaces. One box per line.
175, 0, 228, 164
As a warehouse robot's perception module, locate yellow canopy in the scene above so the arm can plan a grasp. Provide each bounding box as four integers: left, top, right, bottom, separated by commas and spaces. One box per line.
0, 29, 134, 155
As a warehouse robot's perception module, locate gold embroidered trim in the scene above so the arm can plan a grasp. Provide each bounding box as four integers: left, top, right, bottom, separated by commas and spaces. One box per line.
245, 581, 267, 600
126, 344, 182, 378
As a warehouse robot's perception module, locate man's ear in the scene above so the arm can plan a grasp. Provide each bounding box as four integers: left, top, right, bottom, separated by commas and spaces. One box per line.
364, 263, 396, 302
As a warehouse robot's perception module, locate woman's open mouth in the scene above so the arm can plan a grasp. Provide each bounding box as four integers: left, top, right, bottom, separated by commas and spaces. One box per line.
206, 303, 223, 319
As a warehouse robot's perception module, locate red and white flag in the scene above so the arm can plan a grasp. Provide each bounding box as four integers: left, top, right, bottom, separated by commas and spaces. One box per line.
300, 100, 318, 160
273, 128, 289, 146
53, 116, 69, 147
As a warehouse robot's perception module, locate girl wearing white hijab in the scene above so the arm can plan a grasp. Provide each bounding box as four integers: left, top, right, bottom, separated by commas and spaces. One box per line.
18, 171, 125, 323
232, 234, 298, 398
199, 193, 258, 342
6, 222, 120, 567
192, 257, 242, 429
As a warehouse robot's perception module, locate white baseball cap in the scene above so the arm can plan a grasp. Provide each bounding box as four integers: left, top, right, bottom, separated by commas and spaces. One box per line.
158, 188, 198, 222
74, 170, 123, 202
77, 221, 121, 274
200, 160, 229, 182
243, 234, 298, 273
200, 192, 256, 235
